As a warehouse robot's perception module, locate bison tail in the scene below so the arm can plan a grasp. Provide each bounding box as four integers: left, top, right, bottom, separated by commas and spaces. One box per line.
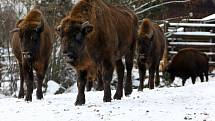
159, 38, 169, 72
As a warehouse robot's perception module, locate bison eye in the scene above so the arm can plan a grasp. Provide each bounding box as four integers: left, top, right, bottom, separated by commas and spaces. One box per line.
81, 5, 90, 14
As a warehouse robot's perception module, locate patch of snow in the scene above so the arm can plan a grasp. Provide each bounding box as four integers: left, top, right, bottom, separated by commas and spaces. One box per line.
46, 80, 60, 95
0, 76, 215, 121
202, 14, 215, 21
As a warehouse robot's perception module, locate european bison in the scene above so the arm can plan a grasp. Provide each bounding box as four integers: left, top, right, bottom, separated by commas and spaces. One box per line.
57, 0, 138, 105
137, 18, 167, 91
163, 48, 209, 86
10, 9, 52, 101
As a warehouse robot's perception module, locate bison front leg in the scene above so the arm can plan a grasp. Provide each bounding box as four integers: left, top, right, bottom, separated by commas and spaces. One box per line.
114, 59, 124, 100
148, 67, 155, 89
36, 73, 44, 99
199, 73, 204, 83
75, 70, 87, 106
155, 65, 160, 87
138, 61, 146, 91
124, 56, 133, 96
18, 63, 25, 98
204, 71, 208, 82
191, 76, 196, 85
102, 61, 114, 102
24, 66, 34, 101
95, 71, 103, 91
182, 79, 186, 86
86, 80, 93, 91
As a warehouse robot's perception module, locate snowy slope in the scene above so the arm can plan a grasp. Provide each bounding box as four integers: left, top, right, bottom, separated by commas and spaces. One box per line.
0, 76, 215, 121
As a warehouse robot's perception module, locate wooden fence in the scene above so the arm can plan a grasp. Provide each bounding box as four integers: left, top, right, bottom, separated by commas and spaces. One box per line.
162, 22, 215, 67
0, 47, 19, 95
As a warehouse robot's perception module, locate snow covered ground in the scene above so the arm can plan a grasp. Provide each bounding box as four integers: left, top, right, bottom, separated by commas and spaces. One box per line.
0, 75, 215, 121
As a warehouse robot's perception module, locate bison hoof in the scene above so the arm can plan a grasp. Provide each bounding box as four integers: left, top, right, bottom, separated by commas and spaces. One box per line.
113, 93, 122, 100
18, 92, 24, 99
149, 83, 154, 89
103, 96, 111, 102
25, 95, 32, 102
124, 87, 132, 96
75, 94, 85, 106
36, 91, 43, 100
86, 88, 91, 92
149, 86, 154, 89
155, 81, 160, 87
96, 87, 104, 91
138, 87, 143, 92
75, 99, 85, 106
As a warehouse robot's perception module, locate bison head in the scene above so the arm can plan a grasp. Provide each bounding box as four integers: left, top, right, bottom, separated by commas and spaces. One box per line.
137, 19, 154, 63
56, 19, 93, 66
162, 64, 175, 85
137, 29, 153, 63
11, 19, 44, 63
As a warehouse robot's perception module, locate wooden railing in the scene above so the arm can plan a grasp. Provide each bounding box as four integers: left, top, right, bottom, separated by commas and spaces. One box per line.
163, 22, 215, 67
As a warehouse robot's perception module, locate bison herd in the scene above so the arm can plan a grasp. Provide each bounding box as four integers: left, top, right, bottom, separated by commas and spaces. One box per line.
9, 0, 209, 105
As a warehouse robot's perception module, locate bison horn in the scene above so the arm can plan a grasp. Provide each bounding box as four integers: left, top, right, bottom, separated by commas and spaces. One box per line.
82, 21, 90, 28
56, 25, 62, 31
81, 21, 93, 34
10, 28, 20, 33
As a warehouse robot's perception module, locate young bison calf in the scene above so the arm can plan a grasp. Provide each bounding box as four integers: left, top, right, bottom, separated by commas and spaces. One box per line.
163, 48, 209, 86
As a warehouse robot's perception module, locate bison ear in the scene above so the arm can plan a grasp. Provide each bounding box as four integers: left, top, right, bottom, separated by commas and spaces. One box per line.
10, 19, 24, 33
10, 28, 20, 33
55, 25, 61, 32
82, 24, 93, 35
15, 19, 24, 27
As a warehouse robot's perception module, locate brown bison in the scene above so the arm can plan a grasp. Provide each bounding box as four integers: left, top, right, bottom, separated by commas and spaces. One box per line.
137, 18, 167, 91
10, 9, 52, 101
163, 48, 209, 86
57, 0, 138, 105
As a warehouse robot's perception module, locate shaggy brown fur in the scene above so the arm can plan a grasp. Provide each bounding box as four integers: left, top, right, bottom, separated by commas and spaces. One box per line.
163, 48, 209, 86
10, 9, 52, 101
137, 18, 167, 90
58, 0, 138, 105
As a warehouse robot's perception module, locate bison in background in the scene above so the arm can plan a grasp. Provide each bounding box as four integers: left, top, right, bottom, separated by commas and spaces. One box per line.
10, 9, 52, 101
85, 68, 103, 91
163, 48, 209, 86
57, 0, 138, 105
137, 18, 167, 91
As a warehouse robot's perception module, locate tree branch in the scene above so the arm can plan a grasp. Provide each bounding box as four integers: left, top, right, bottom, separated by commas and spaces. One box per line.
136, 0, 190, 15
134, 0, 158, 12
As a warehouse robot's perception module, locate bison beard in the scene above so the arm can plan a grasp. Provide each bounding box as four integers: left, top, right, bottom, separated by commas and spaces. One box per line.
57, 0, 138, 105
10, 9, 52, 101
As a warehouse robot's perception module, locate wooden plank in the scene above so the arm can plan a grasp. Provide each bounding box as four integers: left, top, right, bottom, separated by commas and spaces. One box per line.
169, 23, 215, 28
182, 19, 204, 23
168, 38, 212, 41
169, 51, 215, 56
209, 61, 215, 67
169, 32, 215, 39
169, 42, 215, 47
